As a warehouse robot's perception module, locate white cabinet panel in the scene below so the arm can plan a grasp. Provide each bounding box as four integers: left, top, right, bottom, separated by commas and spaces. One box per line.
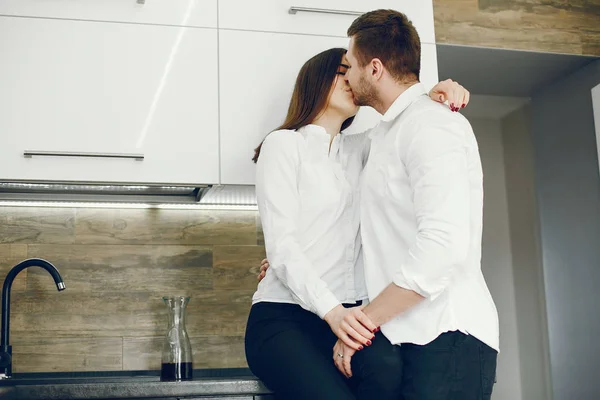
592, 83, 600, 177
219, 0, 435, 44
0, 17, 219, 184
420, 43, 439, 95
219, 31, 349, 185
218, 30, 439, 185
0, 0, 217, 28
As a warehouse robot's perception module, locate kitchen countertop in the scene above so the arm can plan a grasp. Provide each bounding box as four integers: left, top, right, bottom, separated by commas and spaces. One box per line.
0, 368, 274, 399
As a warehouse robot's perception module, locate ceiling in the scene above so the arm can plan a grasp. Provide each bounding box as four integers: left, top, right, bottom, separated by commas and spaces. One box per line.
436, 44, 599, 97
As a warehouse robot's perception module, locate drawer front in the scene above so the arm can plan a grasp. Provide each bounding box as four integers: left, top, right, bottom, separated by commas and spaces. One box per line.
218, 30, 439, 185
0, 17, 220, 185
0, 0, 217, 28
218, 0, 434, 43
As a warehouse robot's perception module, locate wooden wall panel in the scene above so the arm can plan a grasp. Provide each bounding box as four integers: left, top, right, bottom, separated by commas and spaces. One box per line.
0, 206, 265, 373
434, 0, 600, 55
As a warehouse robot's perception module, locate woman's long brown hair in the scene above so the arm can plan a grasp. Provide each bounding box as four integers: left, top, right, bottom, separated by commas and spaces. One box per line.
252, 48, 355, 163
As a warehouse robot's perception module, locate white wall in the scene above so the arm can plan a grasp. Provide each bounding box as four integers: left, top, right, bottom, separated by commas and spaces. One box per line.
469, 117, 523, 400
530, 60, 600, 400
593, 83, 600, 179
502, 106, 551, 400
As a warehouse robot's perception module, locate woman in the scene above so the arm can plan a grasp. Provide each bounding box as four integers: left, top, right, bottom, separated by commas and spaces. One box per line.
245, 47, 469, 400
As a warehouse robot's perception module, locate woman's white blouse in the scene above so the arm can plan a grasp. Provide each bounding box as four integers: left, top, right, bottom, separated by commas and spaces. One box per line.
253, 124, 370, 318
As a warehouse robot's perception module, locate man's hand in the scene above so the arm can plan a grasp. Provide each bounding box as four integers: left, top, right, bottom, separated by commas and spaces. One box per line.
333, 339, 356, 378
257, 258, 269, 282
429, 79, 470, 112
324, 305, 377, 350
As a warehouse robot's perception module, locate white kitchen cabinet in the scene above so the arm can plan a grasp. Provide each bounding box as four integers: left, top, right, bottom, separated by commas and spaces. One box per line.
218, 30, 439, 185
593, 83, 600, 177
0, 0, 217, 28
420, 43, 439, 98
0, 17, 219, 184
218, 0, 435, 44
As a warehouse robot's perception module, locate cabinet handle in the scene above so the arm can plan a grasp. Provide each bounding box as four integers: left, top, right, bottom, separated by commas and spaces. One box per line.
24, 151, 145, 161
288, 6, 363, 17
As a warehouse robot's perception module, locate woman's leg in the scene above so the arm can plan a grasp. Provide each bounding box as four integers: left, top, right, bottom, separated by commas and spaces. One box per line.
245, 302, 356, 400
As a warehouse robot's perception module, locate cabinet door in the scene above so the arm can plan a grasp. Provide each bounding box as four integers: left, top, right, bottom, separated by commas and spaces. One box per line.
593, 83, 600, 177
420, 43, 439, 96
0, 0, 217, 28
218, 30, 439, 185
0, 17, 219, 184
219, 0, 434, 43
219, 31, 347, 185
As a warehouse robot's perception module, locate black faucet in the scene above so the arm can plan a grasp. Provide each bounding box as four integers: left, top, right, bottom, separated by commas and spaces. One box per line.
0, 259, 65, 379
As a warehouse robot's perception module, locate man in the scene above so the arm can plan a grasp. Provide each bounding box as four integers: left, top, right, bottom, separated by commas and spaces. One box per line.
333, 9, 499, 400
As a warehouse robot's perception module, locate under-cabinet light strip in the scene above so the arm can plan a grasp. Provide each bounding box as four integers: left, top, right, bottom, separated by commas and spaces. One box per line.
0, 201, 258, 211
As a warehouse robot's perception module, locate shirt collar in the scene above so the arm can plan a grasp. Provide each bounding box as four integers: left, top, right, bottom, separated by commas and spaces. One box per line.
380, 82, 427, 122
298, 124, 337, 158
297, 124, 330, 140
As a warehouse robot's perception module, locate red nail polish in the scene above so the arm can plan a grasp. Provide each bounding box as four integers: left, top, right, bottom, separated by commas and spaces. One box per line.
359, 345, 364, 350
462, 103, 466, 108
366, 340, 372, 346
373, 327, 380, 333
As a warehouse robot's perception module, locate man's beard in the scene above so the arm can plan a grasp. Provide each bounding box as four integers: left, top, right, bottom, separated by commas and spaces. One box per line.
352, 76, 377, 108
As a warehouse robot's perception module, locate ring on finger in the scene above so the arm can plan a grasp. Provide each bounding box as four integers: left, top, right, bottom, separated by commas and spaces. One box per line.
337, 353, 344, 359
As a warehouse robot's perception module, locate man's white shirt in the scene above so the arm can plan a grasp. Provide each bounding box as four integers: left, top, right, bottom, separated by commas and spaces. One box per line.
360, 83, 500, 351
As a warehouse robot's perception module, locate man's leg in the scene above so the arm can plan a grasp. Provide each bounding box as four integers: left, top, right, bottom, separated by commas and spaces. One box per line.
401, 331, 498, 400
350, 331, 403, 400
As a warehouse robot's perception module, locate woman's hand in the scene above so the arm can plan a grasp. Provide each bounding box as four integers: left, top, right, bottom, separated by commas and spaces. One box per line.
257, 258, 269, 282
429, 79, 470, 112
324, 305, 377, 351
257, 259, 376, 350
333, 339, 356, 378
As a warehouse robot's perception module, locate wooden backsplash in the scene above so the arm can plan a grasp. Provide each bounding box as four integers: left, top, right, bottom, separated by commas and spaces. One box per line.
0, 207, 265, 372
434, 0, 600, 56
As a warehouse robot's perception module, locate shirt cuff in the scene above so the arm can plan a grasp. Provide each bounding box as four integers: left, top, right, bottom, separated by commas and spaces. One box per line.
392, 271, 451, 302
313, 290, 342, 319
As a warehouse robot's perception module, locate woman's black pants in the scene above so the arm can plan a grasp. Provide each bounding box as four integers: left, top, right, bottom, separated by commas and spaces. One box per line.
244, 301, 403, 400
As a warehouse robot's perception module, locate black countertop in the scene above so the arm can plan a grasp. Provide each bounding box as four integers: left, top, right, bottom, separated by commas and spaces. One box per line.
0, 368, 273, 399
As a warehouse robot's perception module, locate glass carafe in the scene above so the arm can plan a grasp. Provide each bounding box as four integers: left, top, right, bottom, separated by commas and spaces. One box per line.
160, 296, 193, 381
